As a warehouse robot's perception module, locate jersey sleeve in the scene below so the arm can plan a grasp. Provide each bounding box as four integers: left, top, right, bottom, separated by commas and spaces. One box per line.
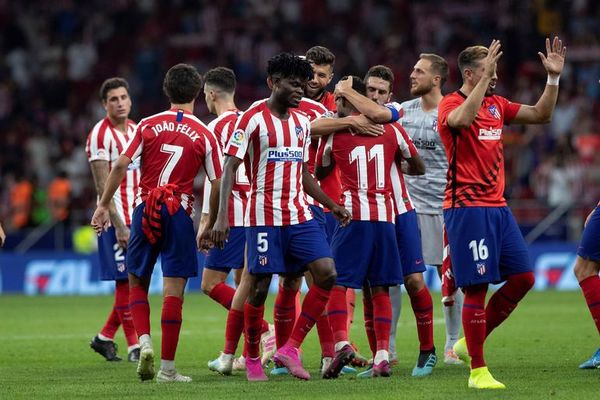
438, 95, 464, 132
86, 126, 110, 162
303, 120, 312, 163
317, 134, 334, 167
391, 124, 418, 159
498, 96, 522, 123
225, 113, 255, 160
201, 177, 211, 214
202, 132, 223, 182
122, 122, 144, 161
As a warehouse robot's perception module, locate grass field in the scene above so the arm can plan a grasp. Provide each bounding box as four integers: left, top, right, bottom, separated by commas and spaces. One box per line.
0, 291, 598, 399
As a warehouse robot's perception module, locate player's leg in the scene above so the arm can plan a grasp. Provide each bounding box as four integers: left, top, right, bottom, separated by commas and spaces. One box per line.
201, 268, 233, 308
114, 279, 140, 362
274, 275, 301, 350
486, 208, 535, 337
244, 273, 272, 381
437, 262, 463, 364
573, 206, 600, 368
90, 227, 124, 362
445, 207, 505, 389
396, 211, 436, 376
275, 219, 336, 380
388, 284, 401, 364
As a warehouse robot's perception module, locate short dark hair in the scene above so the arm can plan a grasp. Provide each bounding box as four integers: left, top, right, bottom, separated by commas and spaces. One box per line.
267, 53, 313, 81
364, 65, 394, 90
163, 63, 203, 104
99, 77, 129, 101
305, 46, 335, 68
203, 67, 236, 94
420, 53, 449, 87
340, 75, 366, 96
457, 46, 488, 78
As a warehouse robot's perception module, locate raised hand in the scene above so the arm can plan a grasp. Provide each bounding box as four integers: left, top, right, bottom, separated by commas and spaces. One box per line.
483, 40, 503, 79
538, 36, 566, 77
334, 75, 354, 97
351, 114, 384, 136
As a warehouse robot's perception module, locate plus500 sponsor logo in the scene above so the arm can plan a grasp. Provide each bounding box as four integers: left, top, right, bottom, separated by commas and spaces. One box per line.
267, 146, 303, 162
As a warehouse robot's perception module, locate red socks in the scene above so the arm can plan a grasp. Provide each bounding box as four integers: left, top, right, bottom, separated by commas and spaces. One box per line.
372, 292, 392, 352
274, 286, 298, 348
244, 302, 264, 359
161, 296, 183, 361
316, 314, 335, 357
209, 282, 235, 310
580, 275, 600, 335
327, 286, 348, 344
129, 285, 151, 337
114, 280, 137, 346
463, 284, 487, 369
485, 272, 535, 337
363, 295, 376, 357
224, 308, 245, 355
99, 308, 120, 340
288, 285, 330, 348
346, 288, 356, 330
409, 287, 434, 351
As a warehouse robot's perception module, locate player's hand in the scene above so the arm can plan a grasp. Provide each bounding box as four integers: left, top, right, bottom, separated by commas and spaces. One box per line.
91, 205, 110, 235
331, 204, 351, 227
211, 216, 230, 250
115, 225, 130, 249
334, 75, 353, 97
0, 223, 5, 247
538, 36, 566, 77
483, 39, 502, 80
350, 115, 384, 136
196, 228, 213, 254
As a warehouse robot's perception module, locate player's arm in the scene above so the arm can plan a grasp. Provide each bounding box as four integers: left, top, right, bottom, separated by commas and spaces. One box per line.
314, 134, 335, 180
400, 154, 426, 176
335, 76, 399, 123
447, 40, 502, 129
211, 155, 241, 249
311, 115, 383, 138
511, 37, 566, 124
0, 222, 5, 247
89, 160, 129, 248
91, 155, 132, 234
302, 163, 351, 226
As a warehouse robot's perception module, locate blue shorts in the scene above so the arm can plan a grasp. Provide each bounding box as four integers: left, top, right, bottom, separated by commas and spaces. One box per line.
395, 211, 426, 276
310, 205, 328, 236
332, 221, 403, 289
443, 206, 531, 287
127, 203, 198, 279
204, 227, 246, 273
325, 212, 340, 244
246, 219, 332, 275
578, 206, 600, 262
97, 226, 128, 281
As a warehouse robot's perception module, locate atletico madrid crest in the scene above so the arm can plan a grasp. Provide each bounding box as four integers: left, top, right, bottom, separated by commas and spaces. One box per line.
476, 262, 486, 276
259, 255, 268, 266
295, 125, 304, 140
488, 105, 501, 120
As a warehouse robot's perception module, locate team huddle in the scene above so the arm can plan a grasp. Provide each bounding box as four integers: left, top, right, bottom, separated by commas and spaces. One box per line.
86, 37, 597, 390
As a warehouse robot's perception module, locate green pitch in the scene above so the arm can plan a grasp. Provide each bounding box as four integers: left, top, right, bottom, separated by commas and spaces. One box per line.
0, 291, 597, 399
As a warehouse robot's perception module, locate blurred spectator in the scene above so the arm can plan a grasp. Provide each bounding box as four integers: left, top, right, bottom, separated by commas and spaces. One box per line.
47, 171, 71, 222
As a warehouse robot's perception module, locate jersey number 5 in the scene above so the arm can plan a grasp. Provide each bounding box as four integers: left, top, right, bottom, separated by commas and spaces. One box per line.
159, 144, 184, 185
349, 144, 385, 189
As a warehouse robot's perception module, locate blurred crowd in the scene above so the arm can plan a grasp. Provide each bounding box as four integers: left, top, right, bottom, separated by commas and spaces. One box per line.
0, 0, 599, 244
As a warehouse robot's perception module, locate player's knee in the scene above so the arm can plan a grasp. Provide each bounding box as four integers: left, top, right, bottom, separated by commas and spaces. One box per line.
574, 257, 600, 282
404, 273, 425, 295
248, 279, 270, 306
512, 271, 535, 292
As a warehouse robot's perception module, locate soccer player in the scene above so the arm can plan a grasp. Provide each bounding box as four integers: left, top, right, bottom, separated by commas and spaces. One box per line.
316, 76, 418, 378
574, 204, 600, 368
400, 54, 465, 365
91, 64, 223, 383
200, 67, 275, 374
85, 77, 139, 363
438, 37, 565, 389
210, 53, 351, 381
335, 67, 437, 376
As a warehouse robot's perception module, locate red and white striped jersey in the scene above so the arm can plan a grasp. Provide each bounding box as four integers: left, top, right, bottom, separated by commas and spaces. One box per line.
318, 121, 416, 222
86, 117, 139, 226
225, 99, 312, 227
296, 97, 330, 207
202, 109, 249, 227
123, 108, 223, 216
389, 122, 418, 215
